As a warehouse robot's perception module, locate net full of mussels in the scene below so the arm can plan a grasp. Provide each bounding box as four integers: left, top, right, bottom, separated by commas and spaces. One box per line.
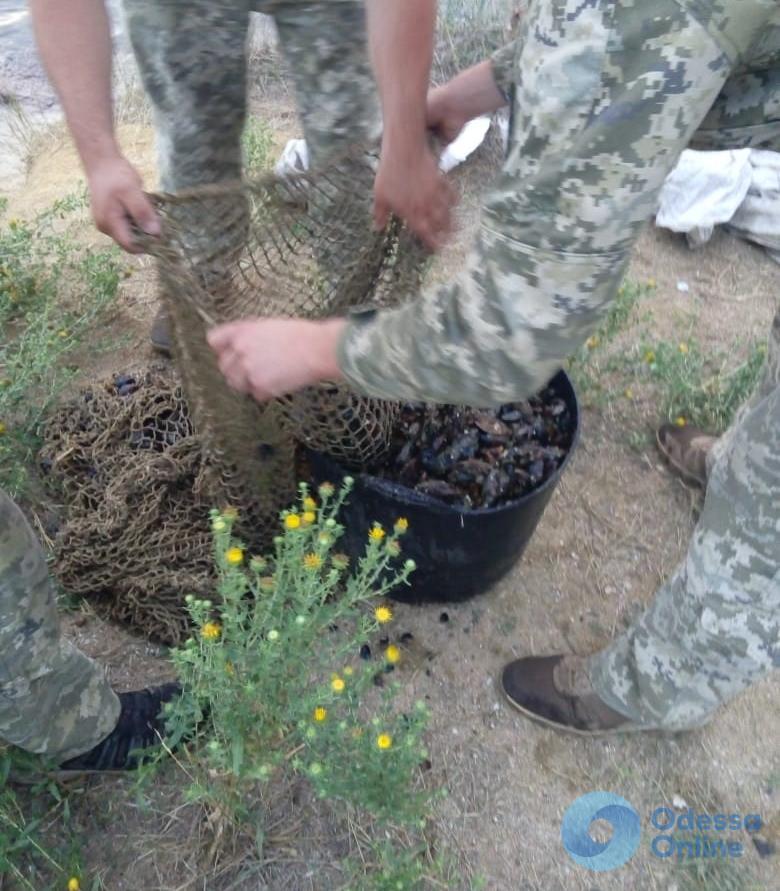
374, 386, 575, 510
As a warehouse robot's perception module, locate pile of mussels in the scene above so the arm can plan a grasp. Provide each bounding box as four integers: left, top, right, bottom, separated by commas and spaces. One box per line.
376, 387, 575, 509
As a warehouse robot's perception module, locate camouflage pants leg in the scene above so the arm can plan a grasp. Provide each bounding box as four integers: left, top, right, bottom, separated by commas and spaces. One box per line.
270, 0, 382, 314
0, 492, 120, 761
588, 310, 780, 729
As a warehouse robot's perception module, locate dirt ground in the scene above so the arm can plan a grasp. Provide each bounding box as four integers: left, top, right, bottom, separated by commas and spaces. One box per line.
5, 105, 780, 891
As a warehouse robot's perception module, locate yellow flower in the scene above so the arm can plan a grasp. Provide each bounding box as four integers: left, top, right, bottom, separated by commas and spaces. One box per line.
374, 604, 393, 624
303, 552, 323, 571
225, 547, 244, 565
368, 524, 385, 542
201, 622, 221, 640
343, 666, 354, 677
68, 879, 81, 891
385, 644, 401, 664
585, 335, 600, 349
394, 517, 409, 534
303, 496, 317, 511
57, 329, 69, 338
624, 387, 634, 400
285, 513, 301, 529
376, 734, 393, 750
647, 278, 657, 289
331, 676, 346, 693
302, 510, 316, 526
678, 342, 689, 354
675, 416, 687, 427
644, 350, 656, 364
313, 706, 327, 722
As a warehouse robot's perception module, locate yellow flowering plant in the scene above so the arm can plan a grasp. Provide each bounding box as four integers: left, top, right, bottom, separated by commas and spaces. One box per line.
165, 480, 431, 827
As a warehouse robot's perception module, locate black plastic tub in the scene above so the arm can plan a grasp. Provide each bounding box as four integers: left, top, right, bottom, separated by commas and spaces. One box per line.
307, 369, 580, 604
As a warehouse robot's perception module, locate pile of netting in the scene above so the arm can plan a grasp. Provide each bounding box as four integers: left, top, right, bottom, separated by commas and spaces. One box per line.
41, 153, 427, 644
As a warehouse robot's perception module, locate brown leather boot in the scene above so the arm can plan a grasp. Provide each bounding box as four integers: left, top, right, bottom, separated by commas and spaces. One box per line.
501, 654, 650, 736
150, 307, 173, 357
656, 423, 717, 488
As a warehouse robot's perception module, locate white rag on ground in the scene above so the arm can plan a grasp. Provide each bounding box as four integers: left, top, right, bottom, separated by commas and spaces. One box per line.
656, 148, 780, 262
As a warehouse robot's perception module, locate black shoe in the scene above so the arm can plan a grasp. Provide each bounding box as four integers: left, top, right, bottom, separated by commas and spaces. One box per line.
59, 683, 181, 772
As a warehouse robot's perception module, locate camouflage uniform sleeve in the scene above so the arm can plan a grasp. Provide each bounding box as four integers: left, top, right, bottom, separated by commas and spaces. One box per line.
337, 0, 739, 406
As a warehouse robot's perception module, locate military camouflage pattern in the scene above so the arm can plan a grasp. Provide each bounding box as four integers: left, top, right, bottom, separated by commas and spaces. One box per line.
123, 0, 381, 193
0, 491, 119, 761
333, 0, 779, 729
338, 0, 780, 405
124, 0, 381, 315
589, 310, 780, 728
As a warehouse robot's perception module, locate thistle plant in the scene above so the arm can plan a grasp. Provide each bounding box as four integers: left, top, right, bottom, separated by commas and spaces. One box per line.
164, 479, 433, 827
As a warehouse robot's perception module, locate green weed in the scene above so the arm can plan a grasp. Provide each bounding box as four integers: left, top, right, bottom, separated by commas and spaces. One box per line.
639, 338, 765, 433
242, 116, 274, 172
673, 839, 761, 891
567, 280, 651, 404
0, 749, 84, 891
0, 197, 121, 496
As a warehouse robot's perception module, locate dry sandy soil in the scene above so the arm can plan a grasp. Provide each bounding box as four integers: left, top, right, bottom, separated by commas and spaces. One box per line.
4, 95, 780, 891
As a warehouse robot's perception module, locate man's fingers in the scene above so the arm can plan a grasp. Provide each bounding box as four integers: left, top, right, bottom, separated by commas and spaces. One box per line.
123, 189, 161, 239
103, 205, 142, 254
217, 350, 249, 394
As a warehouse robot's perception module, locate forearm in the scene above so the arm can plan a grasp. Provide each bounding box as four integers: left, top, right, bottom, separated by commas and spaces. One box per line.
366, 0, 436, 155
429, 60, 508, 126
29, 0, 118, 170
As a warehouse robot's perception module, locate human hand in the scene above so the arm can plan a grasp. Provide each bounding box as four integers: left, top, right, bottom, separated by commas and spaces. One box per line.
426, 85, 471, 145
373, 141, 455, 251
86, 154, 160, 252
207, 317, 346, 402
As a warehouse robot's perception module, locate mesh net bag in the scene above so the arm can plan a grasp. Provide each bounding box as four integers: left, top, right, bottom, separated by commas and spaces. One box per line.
42, 153, 428, 642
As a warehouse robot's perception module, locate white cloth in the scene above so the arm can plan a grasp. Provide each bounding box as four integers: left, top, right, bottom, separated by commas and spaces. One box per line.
656, 148, 780, 261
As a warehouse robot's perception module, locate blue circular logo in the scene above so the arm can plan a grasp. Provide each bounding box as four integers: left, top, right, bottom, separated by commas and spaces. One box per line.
561, 792, 641, 871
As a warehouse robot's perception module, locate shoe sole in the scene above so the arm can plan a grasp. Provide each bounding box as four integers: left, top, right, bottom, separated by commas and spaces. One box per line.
9, 767, 130, 785
499, 676, 711, 737
500, 681, 652, 737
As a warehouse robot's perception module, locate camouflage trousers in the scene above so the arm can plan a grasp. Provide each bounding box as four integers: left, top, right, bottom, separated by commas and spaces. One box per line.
0, 492, 120, 761
123, 0, 379, 193
123, 0, 379, 286
589, 309, 780, 729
